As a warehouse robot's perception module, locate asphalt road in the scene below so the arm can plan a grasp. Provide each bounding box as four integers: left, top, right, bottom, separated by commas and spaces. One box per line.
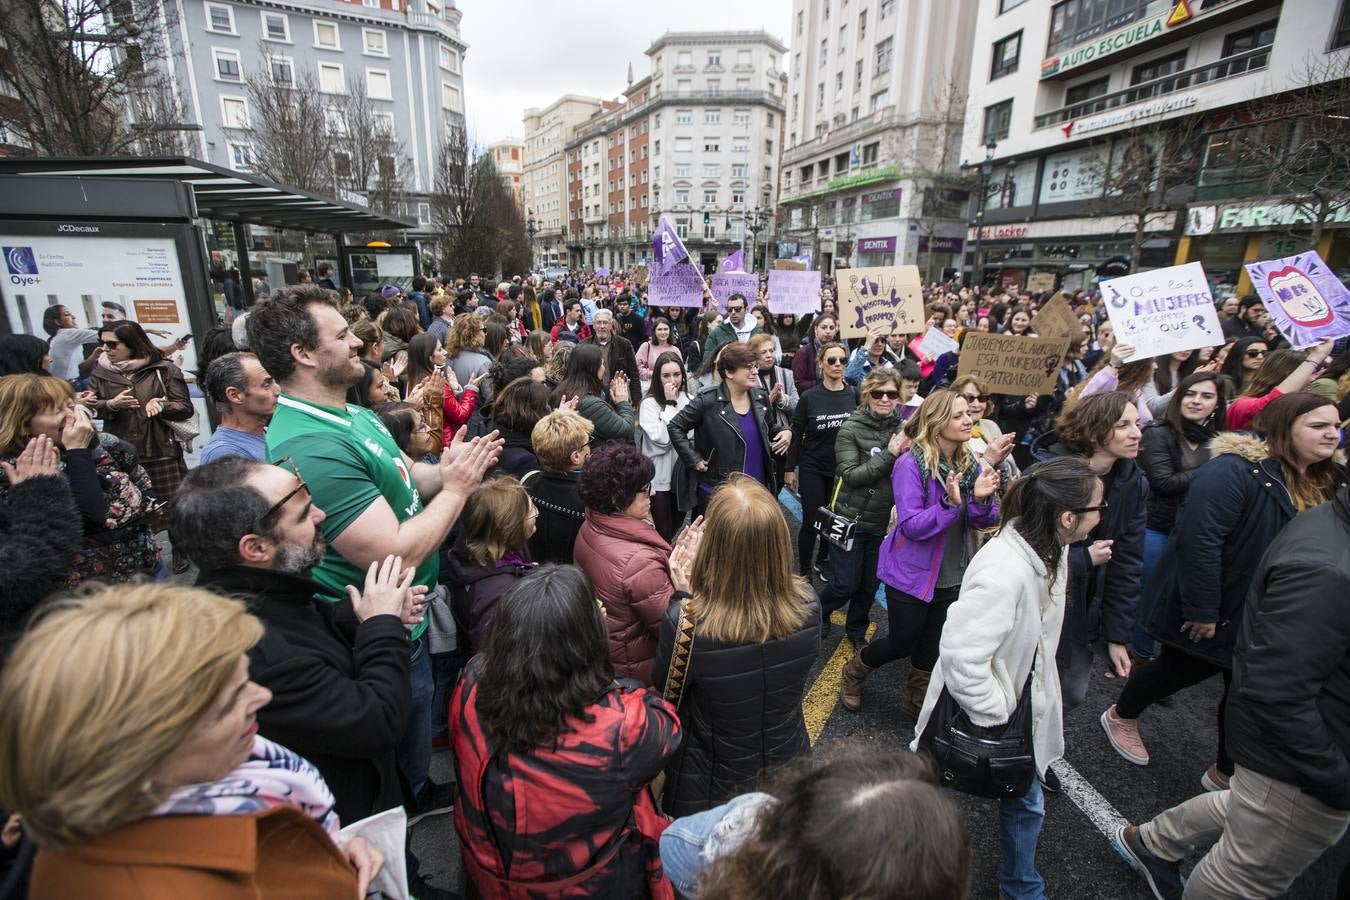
401, 492, 1350, 898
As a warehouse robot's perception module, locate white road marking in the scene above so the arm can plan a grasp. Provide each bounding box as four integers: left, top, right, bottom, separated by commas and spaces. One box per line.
1050, 757, 1130, 845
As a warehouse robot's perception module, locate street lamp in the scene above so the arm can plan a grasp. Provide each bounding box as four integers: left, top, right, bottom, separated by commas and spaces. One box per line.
970, 140, 997, 290
526, 209, 538, 272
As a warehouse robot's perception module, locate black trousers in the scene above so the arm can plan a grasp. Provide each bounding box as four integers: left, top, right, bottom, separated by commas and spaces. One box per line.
1116, 644, 1234, 775
651, 489, 680, 543
795, 468, 834, 574
860, 585, 959, 671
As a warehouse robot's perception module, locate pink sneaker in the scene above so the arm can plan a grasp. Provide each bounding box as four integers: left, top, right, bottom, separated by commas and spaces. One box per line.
1101, 704, 1150, 765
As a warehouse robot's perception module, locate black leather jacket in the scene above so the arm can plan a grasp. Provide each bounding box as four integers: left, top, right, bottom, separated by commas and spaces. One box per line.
667, 383, 783, 495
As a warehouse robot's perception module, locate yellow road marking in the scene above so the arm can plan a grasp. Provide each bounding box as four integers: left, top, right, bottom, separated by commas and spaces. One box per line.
802, 611, 876, 746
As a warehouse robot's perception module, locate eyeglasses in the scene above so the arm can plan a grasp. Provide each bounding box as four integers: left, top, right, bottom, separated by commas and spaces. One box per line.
869, 389, 901, 400
1072, 501, 1110, 514
726, 305, 745, 313
101, 339, 122, 349
824, 356, 847, 365
256, 457, 310, 530
962, 393, 990, 403
1244, 348, 1267, 358
413, 419, 432, 434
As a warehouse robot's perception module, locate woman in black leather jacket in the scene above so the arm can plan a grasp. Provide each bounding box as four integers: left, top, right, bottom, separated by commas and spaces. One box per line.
667, 342, 791, 516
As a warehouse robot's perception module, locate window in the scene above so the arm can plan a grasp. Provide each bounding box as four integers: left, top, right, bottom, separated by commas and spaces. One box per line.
862, 143, 879, 165
999, 0, 1028, 10
704, 189, 718, 204
880, 0, 894, 17
364, 0, 379, 7
732, 162, 748, 177
982, 99, 1012, 143
367, 68, 391, 99
675, 108, 693, 125
269, 56, 294, 86
221, 96, 248, 128
991, 31, 1021, 80
707, 79, 720, 95
800, 164, 813, 183
676, 189, 690, 204
732, 189, 745, 205
797, 9, 803, 34
1336, 1, 1350, 49
677, 50, 692, 67
1047, 0, 1152, 55
854, 59, 863, 91
362, 28, 387, 56
820, 39, 828, 66
704, 109, 720, 124
228, 142, 252, 170
674, 137, 692, 153
835, 70, 844, 92
737, 49, 751, 67
835, 151, 850, 172
703, 164, 720, 177
212, 47, 242, 82
261, 11, 289, 42
1065, 76, 1109, 110
204, 2, 234, 34
1223, 20, 1277, 56
818, 161, 830, 180
870, 89, 890, 112
704, 219, 716, 239
438, 44, 459, 72
707, 50, 721, 67
732, 137, 749, 152
733, 108, 750, 125
858, 10, 867, 40
675, 217, 690, 238
816, 83, 825, 110
319, 63, 345, 94
314, 21, 340, 50
677, 78, 692, 93
1131, 50, 1186, 85
441, 81, 461, 111
874, 37, 894, 76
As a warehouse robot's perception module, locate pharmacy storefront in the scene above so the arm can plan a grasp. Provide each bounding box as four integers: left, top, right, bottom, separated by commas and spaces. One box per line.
1181, 198, 1350, 294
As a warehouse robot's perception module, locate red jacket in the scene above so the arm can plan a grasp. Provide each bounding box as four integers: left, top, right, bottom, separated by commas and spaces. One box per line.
441, 384, 480, 446
551, 320, 594, 343
450, 660, 680, 899
573, 510, 674, 685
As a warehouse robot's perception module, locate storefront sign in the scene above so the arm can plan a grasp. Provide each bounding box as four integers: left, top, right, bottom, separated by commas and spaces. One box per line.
1041, 13, 1167, 78
838, 265, 925, 338
970, 212, 1176, 242
971, 224, 1030, 241
1244, 251, 1350, 349
860, 189, 901, 204
1101, 262, 1224, 358
1184, 200, 1350, 235
857, 236, 897, 253
918, 236, 965, 253
1039, 148, 1105, 203
1066, 94, 1199, 138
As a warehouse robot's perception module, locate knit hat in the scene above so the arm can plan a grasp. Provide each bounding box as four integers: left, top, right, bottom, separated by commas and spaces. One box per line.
380, 283, 400, 300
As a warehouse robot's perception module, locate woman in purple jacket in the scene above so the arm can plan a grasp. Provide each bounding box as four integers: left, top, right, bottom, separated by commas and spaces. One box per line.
839, 390, 1001, 716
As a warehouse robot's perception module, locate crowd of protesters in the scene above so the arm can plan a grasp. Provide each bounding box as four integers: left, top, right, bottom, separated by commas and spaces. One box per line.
0, 265, 1347, 900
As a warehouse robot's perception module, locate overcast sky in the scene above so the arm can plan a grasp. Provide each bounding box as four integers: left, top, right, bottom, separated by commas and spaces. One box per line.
458, 0, 793, 148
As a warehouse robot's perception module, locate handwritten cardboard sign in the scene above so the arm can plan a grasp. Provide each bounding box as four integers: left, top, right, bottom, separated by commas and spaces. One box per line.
647, 262, 706, 308
766, 269, 822, 316
710, 272, 760, 313
1030, 292, 1079, 338
629, 264, 648, 286
838, 265, 925, 338
1100, 262, 1223, 359
1026, 272, 1057, 294
956, 333, 1070, 396
773, 259, 807, 270
1244, 251, 1350, 349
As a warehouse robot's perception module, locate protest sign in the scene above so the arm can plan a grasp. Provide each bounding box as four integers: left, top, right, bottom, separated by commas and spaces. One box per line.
957, 333, 1071, 396
773, 259, 807, 270
710, 272, 759, 312
647, 262, 706, 308
838, 266, 924, 339
629, 264, 648, 286
594, 266, 610, 277
1243, 251, 1350, 349
1100, 262, 1223, 359
767, 269, 822, 315
1031, 292, 1080, 338
917, 326, 959, 359
1026, 272, 1057, 294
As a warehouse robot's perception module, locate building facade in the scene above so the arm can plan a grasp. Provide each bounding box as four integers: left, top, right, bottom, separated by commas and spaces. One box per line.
562, 31, 788, 273
961, 0, 1350, 295
777, 0, 979, 279
522, 95, 610, 269
488, 138, 523, 207
155, 0, 467, 235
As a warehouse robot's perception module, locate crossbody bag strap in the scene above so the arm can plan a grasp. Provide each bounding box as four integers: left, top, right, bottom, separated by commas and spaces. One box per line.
662, 600, 696, 708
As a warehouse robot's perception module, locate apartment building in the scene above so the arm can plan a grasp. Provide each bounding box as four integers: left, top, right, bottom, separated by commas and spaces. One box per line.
522, 95, 611, 268
563, 30, 788, 272
962, 0, 1350, 294
778, 0, 979, 278
488, 138, 524, 207
156, 0, 468, 235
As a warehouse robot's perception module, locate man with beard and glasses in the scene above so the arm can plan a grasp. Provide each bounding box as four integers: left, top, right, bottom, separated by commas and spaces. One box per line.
171, 455, 425, 825
245, 285, 503, 826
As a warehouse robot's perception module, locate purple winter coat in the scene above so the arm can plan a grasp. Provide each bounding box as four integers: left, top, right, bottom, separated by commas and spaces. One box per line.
876, 452, 1000, 602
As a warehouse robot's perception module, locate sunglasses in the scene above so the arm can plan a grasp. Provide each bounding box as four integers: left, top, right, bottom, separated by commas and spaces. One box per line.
1072, 501, 1110, 514
962, 393, 990, 403
1244, 348, 1266, 358
824, 356, 847, 365
101, 339, 123, 349
869, 389, 901, 400
256, 457, 310, 530
726, 305, 745, 313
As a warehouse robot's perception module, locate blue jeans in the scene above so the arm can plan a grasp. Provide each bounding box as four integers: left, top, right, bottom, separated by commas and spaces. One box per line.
430, 648, 465, 741
998, 778, 1046, 900
818, 530, 883, 641
1132, 528, 1168, 659
660, 793, 773, 897
396, 634, 434, 802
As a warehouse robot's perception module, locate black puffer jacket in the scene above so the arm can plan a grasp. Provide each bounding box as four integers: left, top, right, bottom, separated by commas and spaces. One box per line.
1226, 487, 1350, 810
667, 383, 783, 494
1138, 420, 1210, 533
652, 593, 821, 818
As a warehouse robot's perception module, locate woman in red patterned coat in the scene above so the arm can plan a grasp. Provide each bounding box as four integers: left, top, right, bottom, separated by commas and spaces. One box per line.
450, 564, 683, 899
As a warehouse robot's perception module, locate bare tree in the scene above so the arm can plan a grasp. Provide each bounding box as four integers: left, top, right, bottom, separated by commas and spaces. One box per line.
234, 46, 334, 193
331, 77, 409, 221
0, 0, 185, 155
1226, 53, 1350, 251
901, 74, 971, 282
429, 126, 529, 277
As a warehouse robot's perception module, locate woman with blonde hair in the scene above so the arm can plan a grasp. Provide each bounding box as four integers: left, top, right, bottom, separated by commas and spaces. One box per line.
0, 582, 382, 898
445, 477, 537, 657
840, 390, 1001, 716
525, 329, 552, 366
653, 475, 821, 817
444, 313, 494, 390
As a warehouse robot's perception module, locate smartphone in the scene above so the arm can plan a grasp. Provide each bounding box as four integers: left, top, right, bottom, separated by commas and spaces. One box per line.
179, 333, 193, 343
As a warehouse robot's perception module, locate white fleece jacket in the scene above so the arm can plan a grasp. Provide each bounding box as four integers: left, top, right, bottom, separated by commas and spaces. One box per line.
910, 524, 1068, 776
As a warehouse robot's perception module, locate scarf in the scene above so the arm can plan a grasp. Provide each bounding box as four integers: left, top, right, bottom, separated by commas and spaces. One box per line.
109, 357, 152, 374
1180, 416, 1217, 446
911, 440, 978, 502
149, 735, 341, 840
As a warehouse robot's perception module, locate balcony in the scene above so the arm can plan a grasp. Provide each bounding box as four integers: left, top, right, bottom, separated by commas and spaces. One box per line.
1033, 47, 1270, 130
783, 106, 896, 166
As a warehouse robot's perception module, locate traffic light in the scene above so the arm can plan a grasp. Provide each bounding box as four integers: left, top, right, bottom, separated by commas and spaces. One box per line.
703, 212, 710, 225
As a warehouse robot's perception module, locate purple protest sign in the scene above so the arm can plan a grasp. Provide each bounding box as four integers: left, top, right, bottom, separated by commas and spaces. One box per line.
1244, 251, 1350, 349
648, 261, 706, 308
710, 272, 758, 312
767, 269, 822, 316
651, 216, 690, 275
594, 266, 610, 277
719, 249, 745, 273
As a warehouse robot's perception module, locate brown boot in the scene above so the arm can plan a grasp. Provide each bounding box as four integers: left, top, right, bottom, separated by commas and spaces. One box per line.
839, 652, 873, 712
900, 667, 931, 720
